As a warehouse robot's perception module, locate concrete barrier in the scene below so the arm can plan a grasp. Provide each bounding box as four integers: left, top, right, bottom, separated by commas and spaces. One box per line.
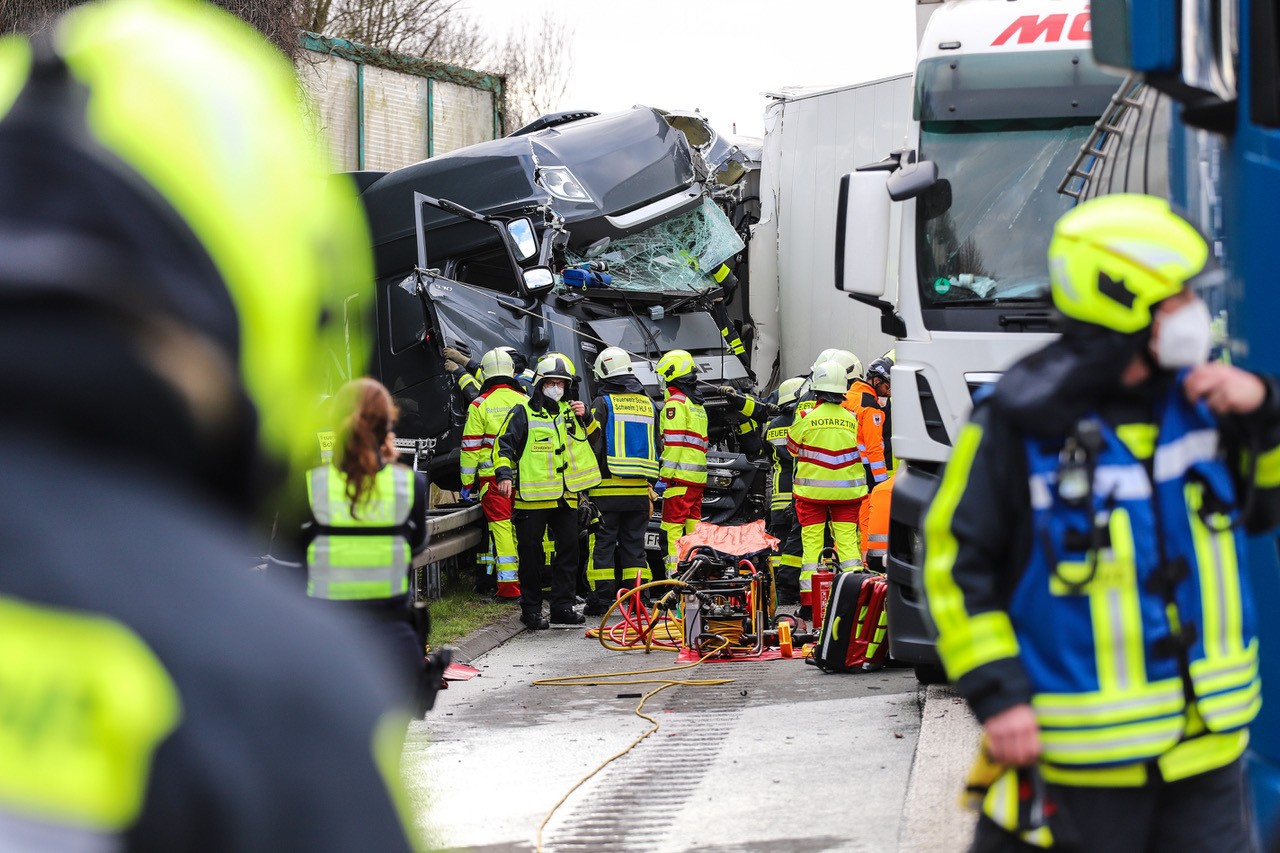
899, 684, 981, 852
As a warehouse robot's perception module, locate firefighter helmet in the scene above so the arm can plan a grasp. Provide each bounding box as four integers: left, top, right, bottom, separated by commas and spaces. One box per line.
867, 355, 894, 384
535, 353, 576, 384
810, 360, 850, 395
480, 347, 516, 379
829, 350, 862, 383
1048, 194, 1209, 334
656, 349, 697, 383
811, 348, 840, 372
593, 346, 634, 380
776, 377, 805, 407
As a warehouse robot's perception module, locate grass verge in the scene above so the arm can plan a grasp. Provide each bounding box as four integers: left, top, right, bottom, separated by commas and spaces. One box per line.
427, 573, 516, 649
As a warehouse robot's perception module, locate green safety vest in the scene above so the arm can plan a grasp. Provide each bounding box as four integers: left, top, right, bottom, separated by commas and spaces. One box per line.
561, 402, 603, 493
515, 410, 565, 501
306, 464, 412, 600
660, 389, 709, 486
786, 402, 867, 502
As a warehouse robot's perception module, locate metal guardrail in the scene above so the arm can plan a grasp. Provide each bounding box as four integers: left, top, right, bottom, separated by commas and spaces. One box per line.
413, 503, 485, 568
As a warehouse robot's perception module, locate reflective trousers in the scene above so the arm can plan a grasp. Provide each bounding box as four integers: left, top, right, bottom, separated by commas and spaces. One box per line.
769, 505, 803, 604
514, 505, 579, 615
795, 496, 862, 608
588, 508, 650, 594
479, 478, 519, 599
970, 759, 1252, 853
660, 484, 704, 578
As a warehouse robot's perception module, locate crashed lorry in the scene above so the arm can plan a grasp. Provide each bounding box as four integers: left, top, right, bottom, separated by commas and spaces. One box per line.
348, 106, 769, 533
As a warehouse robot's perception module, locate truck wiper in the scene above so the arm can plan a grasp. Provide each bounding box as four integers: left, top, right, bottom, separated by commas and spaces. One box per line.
930, 296, 1046, 307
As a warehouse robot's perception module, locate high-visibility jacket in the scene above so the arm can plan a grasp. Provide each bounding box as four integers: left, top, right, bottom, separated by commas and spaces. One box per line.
305, 464, 412, 600
459, 383, 525, 489
493, 399, 601, 507
843, 379, 889, 485
926, 384, 1267, 778
862, 473, 893, 563
660, 388, 709, 486
786, 401, 866, 503
765, 410, 796, 510
591, 391, 658, 497
793, 387, 818, 423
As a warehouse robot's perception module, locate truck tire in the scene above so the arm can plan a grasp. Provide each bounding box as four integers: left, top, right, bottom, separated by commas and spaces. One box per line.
914, 662, 948, 686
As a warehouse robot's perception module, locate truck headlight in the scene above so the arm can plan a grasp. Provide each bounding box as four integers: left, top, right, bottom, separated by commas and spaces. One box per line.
537, 166, 589, 202
708, 473, 735, 489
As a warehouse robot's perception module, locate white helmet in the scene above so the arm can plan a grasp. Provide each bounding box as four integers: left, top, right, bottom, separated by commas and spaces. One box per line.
828, 349, 862, 383
811, 348, 840, 372
593, 346, 634, 380
776, 377, 805, 407
480, 347, 516, 380
810, 360, 850, 395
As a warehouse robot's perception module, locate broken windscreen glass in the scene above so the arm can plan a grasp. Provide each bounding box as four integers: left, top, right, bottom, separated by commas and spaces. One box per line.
563, 197, 744, 293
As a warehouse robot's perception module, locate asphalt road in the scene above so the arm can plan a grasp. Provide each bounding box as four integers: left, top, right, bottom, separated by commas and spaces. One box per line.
403, 621, 924, 852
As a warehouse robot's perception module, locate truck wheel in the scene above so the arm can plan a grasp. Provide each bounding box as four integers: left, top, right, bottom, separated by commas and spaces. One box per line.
914, 662, 948, 685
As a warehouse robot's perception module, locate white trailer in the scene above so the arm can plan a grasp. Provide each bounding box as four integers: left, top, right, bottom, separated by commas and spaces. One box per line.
748, 75, 913, 386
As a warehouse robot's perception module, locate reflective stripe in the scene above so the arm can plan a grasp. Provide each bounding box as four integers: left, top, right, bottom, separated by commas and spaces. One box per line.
1153, 429, 1219, 482
794, 476, 866, 489
460, 438, 484, 450
1029, 464, 1151, 509
1255, 444, 1280, 488
665, 434, 710, 450
1033, 681, 1184, 727
838, 558, 862, 570
667, 460, 707, 474
795, 446, 859, 466
306, 465, 412, 600
867, 534, 888, 543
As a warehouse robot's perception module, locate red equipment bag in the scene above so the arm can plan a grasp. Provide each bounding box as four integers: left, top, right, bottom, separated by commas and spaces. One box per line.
846, 574, 890, 671
809, 572, 890, 673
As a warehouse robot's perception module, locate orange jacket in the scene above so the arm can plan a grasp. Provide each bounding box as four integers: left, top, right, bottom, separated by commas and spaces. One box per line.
842, 380, 889, 485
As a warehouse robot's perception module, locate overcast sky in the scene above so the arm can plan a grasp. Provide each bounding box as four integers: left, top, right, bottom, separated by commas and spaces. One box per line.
462, 0, 917, 139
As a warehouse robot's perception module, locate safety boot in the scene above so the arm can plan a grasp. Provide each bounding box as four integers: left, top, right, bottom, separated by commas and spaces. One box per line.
583, 582, 615, 617
520, 610, 549, 630
549, 608, 585, 625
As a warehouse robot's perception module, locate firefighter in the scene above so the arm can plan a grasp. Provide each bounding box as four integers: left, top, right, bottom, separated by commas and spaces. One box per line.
843, 365, 890, 486
860, 472, 894, 573
460, 348, 528, 599
718, 384, 769, 457
865, 353, 895, 472
787, 360, 868, 620
924, 195, 1280, 850
584, 347, 659, 614
0, 1, 416, 847
305, 378, 431, 711
656, 349, 710, 578
494, 353, 601, 628
765, 377, 806, 604
443, 344, 531, 402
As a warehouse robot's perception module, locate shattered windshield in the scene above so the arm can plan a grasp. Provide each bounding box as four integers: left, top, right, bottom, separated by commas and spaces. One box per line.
917, 119, 1094, 306
563, 197, 744, 293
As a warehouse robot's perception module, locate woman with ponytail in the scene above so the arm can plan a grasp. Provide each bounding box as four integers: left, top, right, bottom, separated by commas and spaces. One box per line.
304, 378, 431, 715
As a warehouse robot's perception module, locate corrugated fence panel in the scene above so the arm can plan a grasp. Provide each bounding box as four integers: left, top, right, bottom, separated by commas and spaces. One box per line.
432, 80, 495, 156
298, 54, 359, 171
361, 64, 429, 170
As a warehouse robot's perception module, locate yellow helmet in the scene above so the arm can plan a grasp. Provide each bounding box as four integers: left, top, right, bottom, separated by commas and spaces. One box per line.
1048, 194, 1209, 333
479, 347, 516, 380
0, 0, 373, 484
811, 348, 840, 372
534, 353, 576, 384
656, 349, 697, 383
776, 377, 805, 406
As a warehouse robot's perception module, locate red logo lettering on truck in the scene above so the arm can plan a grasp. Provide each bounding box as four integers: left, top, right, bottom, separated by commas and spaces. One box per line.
991, 12, 1091, 46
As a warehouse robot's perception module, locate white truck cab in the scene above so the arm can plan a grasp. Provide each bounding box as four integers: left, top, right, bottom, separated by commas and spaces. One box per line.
835, 0, 1124, 676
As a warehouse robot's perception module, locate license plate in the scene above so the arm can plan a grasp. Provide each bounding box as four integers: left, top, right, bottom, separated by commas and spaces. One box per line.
644, 531, 663, 550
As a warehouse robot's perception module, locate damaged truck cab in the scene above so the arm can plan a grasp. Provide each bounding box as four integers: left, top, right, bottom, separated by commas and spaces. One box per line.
352, 106, 762, 509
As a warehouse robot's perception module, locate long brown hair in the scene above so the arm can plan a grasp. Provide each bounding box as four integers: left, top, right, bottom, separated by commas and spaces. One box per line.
331, 378, 400, 516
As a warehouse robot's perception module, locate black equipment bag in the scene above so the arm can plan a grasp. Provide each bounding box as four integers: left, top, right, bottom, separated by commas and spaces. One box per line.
810, 571, 874, 672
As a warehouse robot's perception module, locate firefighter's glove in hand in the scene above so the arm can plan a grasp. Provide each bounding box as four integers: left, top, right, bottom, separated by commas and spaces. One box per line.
441, 346, 468, 365
459, 485, 474, 503
653, 481, 667, 496
719, 385, 739, 398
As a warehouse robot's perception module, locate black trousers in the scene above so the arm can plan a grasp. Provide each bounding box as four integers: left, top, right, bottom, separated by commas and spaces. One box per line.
514, 505, 579, 614
594, 508, 648, 589
971, 759, 1254, 853
769, 505, 803, 602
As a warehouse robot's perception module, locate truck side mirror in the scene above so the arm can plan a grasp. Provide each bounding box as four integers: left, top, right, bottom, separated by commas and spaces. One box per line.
507, 218, 538, 262
885, 159, 938, 202
522, 265, 555, 296
835, 171, 892, 298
